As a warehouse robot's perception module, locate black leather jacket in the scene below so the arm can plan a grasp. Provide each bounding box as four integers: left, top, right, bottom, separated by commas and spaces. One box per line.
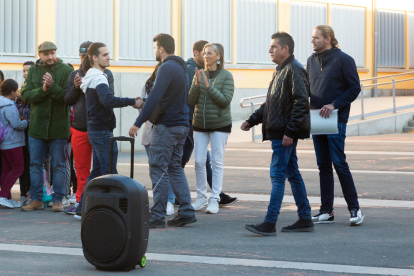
64, 67, 114, 132
247, 55, 310, 140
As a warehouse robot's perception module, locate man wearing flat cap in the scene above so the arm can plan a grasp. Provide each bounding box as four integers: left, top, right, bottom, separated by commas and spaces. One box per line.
21, 41, 74, 212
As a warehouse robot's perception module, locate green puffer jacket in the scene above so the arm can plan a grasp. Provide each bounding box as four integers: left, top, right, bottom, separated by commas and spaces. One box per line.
22, 58, 73, 140
188, 68, 234, 129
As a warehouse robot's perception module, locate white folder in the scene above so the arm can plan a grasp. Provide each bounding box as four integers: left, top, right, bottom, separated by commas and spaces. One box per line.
310, 109, 338, 135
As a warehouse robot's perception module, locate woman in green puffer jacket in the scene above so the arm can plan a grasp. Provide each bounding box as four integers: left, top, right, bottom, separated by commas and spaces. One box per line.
188, 42, 234, 215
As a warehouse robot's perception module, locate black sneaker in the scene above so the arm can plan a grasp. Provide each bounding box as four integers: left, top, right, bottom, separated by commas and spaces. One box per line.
174, 197, 180, 206
149, 217, 166, 228
312, 211, 335, 224
245, 221, 276, 236
167, 213, 197, 227
219, 193, 238, 206
282, 217, 314, 232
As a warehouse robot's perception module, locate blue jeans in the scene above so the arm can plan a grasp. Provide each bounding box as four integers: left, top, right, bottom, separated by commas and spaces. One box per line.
76, 130, 118, 214
264, 139, 311, 223
29, 137, 67, 202
312, 122, 359, 213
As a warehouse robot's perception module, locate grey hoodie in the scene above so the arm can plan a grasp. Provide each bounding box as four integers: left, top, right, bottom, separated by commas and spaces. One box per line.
0, 96, 28, 150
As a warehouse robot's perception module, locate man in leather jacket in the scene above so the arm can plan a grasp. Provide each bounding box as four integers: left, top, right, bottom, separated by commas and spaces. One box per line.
241, 32, 314, 236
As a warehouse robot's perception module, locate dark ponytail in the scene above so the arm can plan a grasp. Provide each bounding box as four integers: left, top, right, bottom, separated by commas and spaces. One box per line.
82, 42, 106, 74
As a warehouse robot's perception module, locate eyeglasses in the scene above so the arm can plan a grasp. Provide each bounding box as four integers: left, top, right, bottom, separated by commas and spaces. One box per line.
79, 48, 87, 53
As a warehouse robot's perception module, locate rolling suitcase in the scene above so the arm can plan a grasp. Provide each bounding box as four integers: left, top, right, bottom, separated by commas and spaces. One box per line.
81, 136, 149, 271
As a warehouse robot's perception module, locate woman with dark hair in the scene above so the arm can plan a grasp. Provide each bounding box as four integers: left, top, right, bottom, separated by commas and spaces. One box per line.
0, 79, 28, 208
139, 62, 175, 216
189, 43, 234, 214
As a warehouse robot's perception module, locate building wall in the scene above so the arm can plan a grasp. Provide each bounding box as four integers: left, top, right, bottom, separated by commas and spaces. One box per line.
1, 0, 414, 150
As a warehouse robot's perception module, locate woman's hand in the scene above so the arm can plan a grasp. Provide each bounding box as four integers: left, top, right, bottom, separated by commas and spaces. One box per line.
201, 69, 209, 89
195, 68, 201, 87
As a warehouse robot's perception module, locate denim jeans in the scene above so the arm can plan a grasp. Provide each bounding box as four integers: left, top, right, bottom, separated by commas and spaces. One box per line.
264, 139, 312, 223
149, 124, 195, 220
312, 122, 359, 213
76, 130, 118, 214
145, 145, 175, 204
29, 137, 67, 202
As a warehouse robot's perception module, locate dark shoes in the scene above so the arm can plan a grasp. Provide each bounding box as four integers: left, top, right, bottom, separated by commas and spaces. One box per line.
281, 217, 314, 232
149, 217, 166, 228
167, 213, 197, 227
245, 221, 277, 236
219, 193, 238, 206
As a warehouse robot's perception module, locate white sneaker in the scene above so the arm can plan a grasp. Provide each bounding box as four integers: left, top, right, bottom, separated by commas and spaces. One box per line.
62, 197, 70, 207
166, 202, 175, 216
350, 209, 364, 226
8, 199, 22, 208
0, 197, 14, 208
47, 201, 53, 207
192, 194, 208, 211
206, 198, 219, 214
68, 195, 76, 204
74, 214, 81, 220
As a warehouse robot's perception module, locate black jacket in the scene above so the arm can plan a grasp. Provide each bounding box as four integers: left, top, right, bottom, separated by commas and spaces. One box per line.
64, 67, 114, 131
247, 55, 310, 140
307, 48, 360, 123
134, 55, 189, 128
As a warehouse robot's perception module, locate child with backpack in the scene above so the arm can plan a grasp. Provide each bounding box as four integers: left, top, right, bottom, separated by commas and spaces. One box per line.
0, 79, 28, 208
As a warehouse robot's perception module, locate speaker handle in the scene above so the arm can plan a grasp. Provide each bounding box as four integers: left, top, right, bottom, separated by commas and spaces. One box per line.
110, 136, 135, 178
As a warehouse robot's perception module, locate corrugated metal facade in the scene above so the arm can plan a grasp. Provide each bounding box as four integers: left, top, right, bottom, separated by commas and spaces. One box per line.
236, 0, 277, 64
55, 0, 113, 58
119, 0, 170, 60
377, 10, 405, 68
331, 5, 365, 67
0, 0, 35, 56
409, 13, 414, 68
290, 1, 327, 65
184, 0, 231, 62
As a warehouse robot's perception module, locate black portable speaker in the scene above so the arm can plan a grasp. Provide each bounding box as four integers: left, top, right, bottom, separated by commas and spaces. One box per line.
81, 136, 149, 271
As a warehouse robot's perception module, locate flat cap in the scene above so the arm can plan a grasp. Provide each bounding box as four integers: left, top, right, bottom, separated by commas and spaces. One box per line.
38, 41, 57, 53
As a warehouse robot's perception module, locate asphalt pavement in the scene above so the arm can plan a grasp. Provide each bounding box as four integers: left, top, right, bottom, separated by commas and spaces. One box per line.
1, 133, 414, 276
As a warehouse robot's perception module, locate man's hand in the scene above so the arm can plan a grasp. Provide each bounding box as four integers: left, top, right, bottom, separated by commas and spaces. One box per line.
74, 73, 82, 89
240, 121, 251, 131
129, 125, 140, 137
282, 135, 293, 147
43, 72, 53, 92
319, 104, 335, 119
201, 69, 209, 88
133, 97, 144, 109
19, 114, 26, 121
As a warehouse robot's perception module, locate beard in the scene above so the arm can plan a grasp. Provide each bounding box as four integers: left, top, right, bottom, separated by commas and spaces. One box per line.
155, 52, 161, 62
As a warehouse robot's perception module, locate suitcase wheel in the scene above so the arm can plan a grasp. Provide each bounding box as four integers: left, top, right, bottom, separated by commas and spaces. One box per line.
139, 256, 146, 268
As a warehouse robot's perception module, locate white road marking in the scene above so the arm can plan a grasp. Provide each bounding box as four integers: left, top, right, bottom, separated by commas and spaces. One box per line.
118, 163, 414, 175
225, 148, 414, 156
0, 243, 413, 276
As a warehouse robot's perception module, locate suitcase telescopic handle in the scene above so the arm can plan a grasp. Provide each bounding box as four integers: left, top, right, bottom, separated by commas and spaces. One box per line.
110, 136, 135, 178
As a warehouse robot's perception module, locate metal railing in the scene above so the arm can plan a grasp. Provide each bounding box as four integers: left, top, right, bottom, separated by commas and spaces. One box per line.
359, 71, 414, 119
240, 71, 414, 141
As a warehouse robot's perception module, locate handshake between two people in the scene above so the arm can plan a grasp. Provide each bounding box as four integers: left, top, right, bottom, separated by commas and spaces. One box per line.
133, 97, 144, 109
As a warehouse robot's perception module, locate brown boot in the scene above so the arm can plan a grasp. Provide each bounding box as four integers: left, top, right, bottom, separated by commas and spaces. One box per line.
21, 200, 44, 211
52, 202, 64, 212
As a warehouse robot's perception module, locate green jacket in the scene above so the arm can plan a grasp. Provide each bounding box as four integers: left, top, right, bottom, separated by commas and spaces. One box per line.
22, 58, 73, 140
188, 68, 234, 130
